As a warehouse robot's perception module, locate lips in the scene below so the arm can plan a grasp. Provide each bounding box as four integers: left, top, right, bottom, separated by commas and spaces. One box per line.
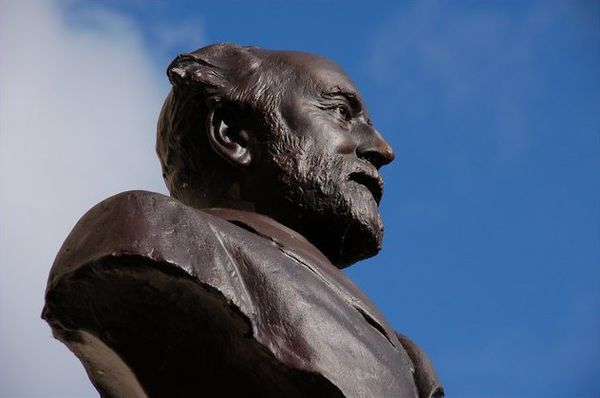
348, 171, 383, 205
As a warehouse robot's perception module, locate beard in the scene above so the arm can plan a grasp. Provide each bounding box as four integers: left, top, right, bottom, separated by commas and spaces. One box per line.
251, 130, 384, 268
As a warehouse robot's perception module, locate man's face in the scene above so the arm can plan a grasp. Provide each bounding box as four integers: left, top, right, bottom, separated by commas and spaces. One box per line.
249, 52, 394, 267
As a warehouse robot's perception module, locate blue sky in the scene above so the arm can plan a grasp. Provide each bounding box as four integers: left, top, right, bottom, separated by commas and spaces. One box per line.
1, 1, 599, 397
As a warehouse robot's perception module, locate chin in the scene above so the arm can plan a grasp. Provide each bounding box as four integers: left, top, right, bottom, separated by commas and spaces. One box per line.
333, 202, 384, 268
301, 190, 385, 268
258, 189, 384, 268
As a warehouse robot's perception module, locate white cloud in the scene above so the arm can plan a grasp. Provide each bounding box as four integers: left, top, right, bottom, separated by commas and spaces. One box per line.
0, 0, 172, 395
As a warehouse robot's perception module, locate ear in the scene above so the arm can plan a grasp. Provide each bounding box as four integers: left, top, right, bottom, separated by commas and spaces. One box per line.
206, 103, 253, 168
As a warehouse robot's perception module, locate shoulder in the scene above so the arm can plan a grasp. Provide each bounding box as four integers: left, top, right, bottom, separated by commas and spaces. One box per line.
46, 190, 225, 289
43, 192, 345, 396
71, 189, 198, 224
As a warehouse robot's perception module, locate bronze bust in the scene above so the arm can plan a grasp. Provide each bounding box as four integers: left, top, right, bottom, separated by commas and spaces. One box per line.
43, 43, 443, 398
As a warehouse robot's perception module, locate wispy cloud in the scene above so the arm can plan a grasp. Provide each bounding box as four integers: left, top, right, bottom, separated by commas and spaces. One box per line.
61, 1, 206, 62
153, 16, 205, 55
0, 1, 171, 395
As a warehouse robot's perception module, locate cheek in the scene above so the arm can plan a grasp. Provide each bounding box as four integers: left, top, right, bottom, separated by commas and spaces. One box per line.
299, 109, 356, 156
323, 132, 355, 156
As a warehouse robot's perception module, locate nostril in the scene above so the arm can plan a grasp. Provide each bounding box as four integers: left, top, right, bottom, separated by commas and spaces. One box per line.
361, 152, 382, 169
359, 151, 391, 170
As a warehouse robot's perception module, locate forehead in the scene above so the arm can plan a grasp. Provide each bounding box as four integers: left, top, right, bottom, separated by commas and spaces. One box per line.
261, 50, 359, 95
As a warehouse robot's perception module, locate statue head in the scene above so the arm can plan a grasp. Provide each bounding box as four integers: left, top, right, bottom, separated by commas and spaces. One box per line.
157, 43, 394, 268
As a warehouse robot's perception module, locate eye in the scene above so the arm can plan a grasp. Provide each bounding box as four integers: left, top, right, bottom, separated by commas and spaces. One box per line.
332, 104, 352, 121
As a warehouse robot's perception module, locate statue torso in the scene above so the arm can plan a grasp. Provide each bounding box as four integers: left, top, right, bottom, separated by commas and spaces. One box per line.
44, 191, 440, 398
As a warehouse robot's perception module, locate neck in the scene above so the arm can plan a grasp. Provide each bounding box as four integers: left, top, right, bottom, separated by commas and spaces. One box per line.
211, 182, 257, 212
201, 206, 333, 268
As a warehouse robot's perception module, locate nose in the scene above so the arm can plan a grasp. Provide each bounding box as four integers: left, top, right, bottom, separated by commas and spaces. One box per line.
356, 126, 395, 169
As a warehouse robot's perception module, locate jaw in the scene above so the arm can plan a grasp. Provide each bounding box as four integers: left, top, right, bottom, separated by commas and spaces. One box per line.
330, 215, 384, 268
285, 198, 384, 268
309, 222, 383, 268
334, 188, 384, 267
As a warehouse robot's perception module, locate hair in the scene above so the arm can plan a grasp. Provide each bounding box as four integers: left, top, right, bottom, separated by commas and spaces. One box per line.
156, 43, 287, 208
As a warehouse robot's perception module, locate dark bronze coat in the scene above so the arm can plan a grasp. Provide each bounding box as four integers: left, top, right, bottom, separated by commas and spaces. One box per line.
43, 190, 443, 398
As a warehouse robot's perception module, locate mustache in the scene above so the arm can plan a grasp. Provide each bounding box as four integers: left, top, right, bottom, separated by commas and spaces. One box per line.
266, 135, 385, 206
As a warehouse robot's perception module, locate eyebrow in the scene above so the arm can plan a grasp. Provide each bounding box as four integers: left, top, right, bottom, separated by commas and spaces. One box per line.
321, 86, 363, 113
